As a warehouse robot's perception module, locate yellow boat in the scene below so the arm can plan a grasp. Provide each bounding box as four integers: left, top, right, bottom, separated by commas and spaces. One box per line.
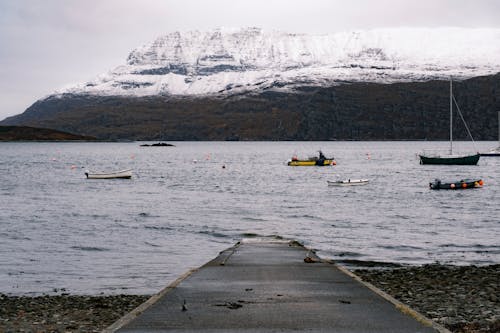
287, 151, 336, 166
288, 159, 335, 166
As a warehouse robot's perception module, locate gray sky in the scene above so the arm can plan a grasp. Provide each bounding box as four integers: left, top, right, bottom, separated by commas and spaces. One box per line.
1, 0, 500, 120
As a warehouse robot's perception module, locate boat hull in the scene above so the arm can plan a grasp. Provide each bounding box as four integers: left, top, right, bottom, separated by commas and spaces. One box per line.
288, 159, 334, 166
85, 169, 132, 179
429, 179, 483, 190
419, 153, 480, 165
480, 149, 500, 156
327, 179, 369, 186
480, 152, 500, 156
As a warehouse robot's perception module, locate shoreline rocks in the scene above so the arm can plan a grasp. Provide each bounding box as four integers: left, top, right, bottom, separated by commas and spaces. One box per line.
354, 264, 499, 333
0, 294, 150, 333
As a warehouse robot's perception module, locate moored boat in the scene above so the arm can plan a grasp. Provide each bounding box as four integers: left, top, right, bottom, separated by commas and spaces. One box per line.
85, 169, 133, 179
327, 179, 369, 186
287, 151, 336, 166
419, 78, 480, 165
429, 178, 483, 190
420, 153, 480, 165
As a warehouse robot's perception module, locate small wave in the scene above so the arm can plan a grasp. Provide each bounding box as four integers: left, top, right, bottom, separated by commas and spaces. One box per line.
439, 243, 500, 249
241, 217, 267, 222
240, 232, 260, 238
381, 245, 424, 251
144, 241, 161, 247
3, 234, 31, 241
286, 214, 321, 220
335, 251, 362, 258
337, 259, 403, 268
137, 212, 160, 218
70, 246, 110, 252
198, 230, 230, 238
392, 214, 411, 220
144, 225, 173, 231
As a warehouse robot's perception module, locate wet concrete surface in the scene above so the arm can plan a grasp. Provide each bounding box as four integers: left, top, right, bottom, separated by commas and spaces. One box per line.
108, 239, 447, 332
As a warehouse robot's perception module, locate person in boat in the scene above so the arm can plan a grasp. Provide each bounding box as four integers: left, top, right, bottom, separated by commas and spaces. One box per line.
316, 150, 326, 165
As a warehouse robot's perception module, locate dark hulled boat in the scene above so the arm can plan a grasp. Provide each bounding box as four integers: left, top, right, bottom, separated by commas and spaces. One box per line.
419, 79, 480, 165
429, 178, 483, 190
420, 153, 480, 165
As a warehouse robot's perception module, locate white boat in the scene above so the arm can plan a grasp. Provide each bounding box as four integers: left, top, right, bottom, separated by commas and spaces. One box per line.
327, 179, 369, 186
85, 169, 132, 179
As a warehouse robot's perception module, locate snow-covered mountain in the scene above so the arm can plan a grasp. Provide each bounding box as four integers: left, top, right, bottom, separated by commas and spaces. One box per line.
58, 27, 500, 97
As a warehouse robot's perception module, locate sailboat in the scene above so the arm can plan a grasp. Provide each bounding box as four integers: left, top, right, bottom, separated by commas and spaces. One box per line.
419, 79, 480, 165
480, 111, 500, 156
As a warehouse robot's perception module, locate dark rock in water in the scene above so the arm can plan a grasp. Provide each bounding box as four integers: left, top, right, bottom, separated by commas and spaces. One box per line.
140, 142, 175, 147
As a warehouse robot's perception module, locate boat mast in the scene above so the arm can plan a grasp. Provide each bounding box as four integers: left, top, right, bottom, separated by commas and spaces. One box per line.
450, 78, 453, 155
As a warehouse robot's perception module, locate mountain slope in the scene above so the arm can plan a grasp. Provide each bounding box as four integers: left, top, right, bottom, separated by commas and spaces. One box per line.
3, 74, 499, 141
0, 126, 96, 141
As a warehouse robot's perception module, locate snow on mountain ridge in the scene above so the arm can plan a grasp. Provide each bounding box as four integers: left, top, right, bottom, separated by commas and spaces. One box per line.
57, 27, 500, 98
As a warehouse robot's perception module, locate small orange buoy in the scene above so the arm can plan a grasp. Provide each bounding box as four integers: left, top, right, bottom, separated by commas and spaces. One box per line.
461, 182, 467, 188
479, 180, 484, 186
331, 160, 337, 165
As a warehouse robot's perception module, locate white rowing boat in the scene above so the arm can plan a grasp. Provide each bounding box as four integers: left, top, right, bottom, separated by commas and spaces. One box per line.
85, 169, 132, 179
327, 179, 369, 186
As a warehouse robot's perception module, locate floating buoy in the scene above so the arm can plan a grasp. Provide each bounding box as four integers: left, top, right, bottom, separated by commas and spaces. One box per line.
222, 165, 226, 169
462, 182, 467, 188
70, 165, 77, 169
479, 180, 484, 186
331, 160, 337, 165
450, 183, 456, 189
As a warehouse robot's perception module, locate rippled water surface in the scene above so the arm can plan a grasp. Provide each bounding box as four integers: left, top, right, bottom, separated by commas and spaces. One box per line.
0, 141, 499, 295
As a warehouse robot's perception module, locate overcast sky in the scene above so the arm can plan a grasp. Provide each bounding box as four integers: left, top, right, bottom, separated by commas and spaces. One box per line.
1, 0, 500, 120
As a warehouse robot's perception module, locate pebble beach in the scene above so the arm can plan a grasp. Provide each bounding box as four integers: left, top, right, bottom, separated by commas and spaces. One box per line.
1, 264, 498, 333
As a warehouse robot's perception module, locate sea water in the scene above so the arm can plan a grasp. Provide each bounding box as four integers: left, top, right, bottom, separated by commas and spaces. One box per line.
0, 141, 498, 295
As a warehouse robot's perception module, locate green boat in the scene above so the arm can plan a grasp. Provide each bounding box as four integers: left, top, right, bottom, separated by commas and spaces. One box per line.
419, 153, 480, 165
419, 78, 480, 165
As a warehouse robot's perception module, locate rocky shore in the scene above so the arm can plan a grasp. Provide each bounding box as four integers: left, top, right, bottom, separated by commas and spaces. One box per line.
0, 294, 150, 333
355, 264, 499, 333
0, 264, 498, 333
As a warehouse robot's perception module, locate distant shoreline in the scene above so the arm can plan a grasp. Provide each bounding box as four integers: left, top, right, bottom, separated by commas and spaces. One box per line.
1, 139, 499, 142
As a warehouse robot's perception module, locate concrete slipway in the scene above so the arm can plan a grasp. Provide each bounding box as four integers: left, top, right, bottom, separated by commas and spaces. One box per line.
105, 238, 450, 333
